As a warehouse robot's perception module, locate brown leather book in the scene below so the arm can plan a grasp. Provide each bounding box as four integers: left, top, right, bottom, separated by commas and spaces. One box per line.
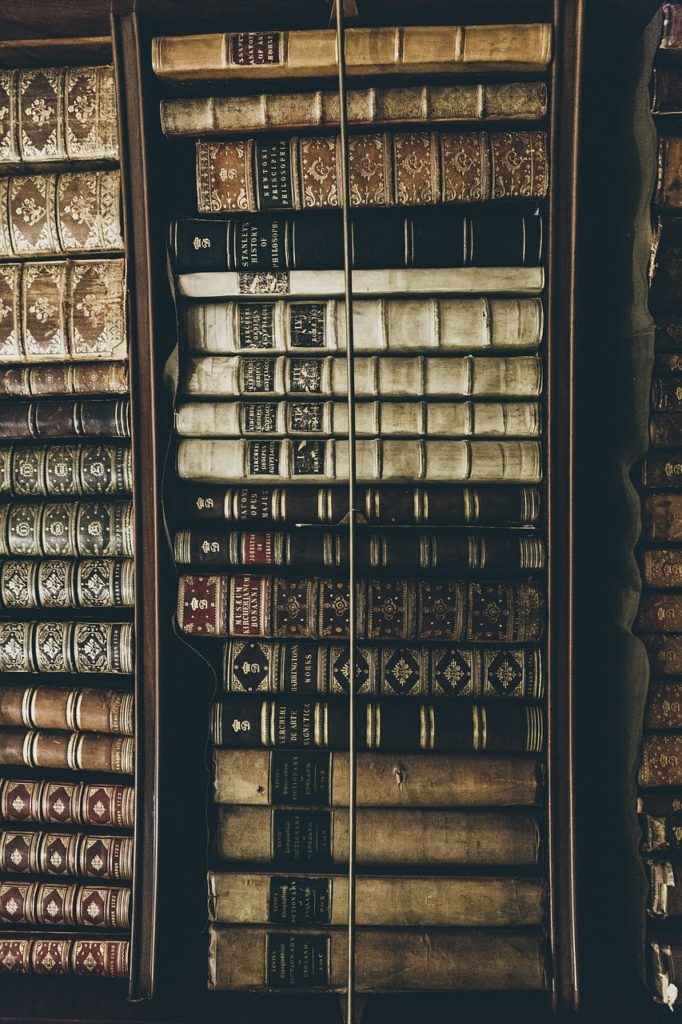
641, 549, 682, 587
152, 25, 553, 81
0, 830, 133, 881
0, 880, 129, 929
177, 483, 541, 527
639, 793, 682, 852
636, 594, 682, 634
640, 453, 682, 489
0, 777, 134, 829
0, 444, 132, 498
0, 398, 129, 440
647, 857, 682, 917
641, 493, 682, 539
208, 924, 548, 992
211, 698, 543, 754
653, 69, 682, 115
0, 500, 134, 558
653, 376, 682, 411
0, 66, 117, 164
649, 923, 682, 1006
177, 574, 544, 642
0, 729, 134, 774
196, 131, 548, 213
213, 749, 542, 808
640, 734, 682, 786
656, 315, 682, 349
657, 138, 682, 208
650, 216, 682, 311
215, 805, 541, 866
0, 621, 134, 674
0, 684, 134, 735
651, 414, 682, 446
222, 638, 544, 699
0, 364, 128, 397
0, 259, 126, 364
646, 681, 682, 728
641, 635, 682, 676
655, 353, 682, 374
0, 558, 134, 609
208, 870, 547, 927
661, 4, 682, 50
0, 935, 129, 978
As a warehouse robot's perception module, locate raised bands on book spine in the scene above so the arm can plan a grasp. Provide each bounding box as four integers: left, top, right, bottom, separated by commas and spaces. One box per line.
0, 880, 130, 928
0, 729, 134, 774
0, 685, 134, 735
0, 444, 132, 498
0, 830, 134, 880
0, 778, 135, 828
0, 621, 134, 674
0, 935, 129, 978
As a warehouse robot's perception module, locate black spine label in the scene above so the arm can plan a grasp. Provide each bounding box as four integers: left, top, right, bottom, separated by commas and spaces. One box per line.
242, 358, 276, 393
290, 304, 327, 348
230, 31, 281, 66
265, 933, 330, 988
290, 402, 324, 433
256, 139, 295, 211
268, 876, 331, 925
272, 810, 332, 865
270, 751, 331, 805
282, 642, 319, 694
238, 303, 275, 348
243, 402, 278, 433
292, 440, 325, 476
235, 217, 285, 271
275, 701, 315, 747
289, 359, 323, 394
248, 441, 280, 476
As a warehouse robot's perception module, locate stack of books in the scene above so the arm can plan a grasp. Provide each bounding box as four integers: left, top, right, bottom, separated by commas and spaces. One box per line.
0, 65, 133, 980
155, 19, 553, 994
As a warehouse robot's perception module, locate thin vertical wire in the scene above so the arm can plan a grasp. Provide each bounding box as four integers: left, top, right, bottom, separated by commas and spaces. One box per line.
333, 0, 358, 1017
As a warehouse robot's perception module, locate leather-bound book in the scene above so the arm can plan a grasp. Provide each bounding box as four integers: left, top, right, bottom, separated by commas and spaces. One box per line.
649, 923, 682, 1007
151, 25, 553, 81
215, 806, 541, 866
641, 635, 682, 676
0, 259, 126, 364
0, 558, 134, 609
183, 296, 544, 355
181, 354, 543, 399
0, 500, 134, 558
640, 734, 682, 786
211, 698, 543, 753
0, 621, 134, 673
0, 444, 132, 497
639, 793, 682, 853
0, 729, 134, 774
213, 749, 542, 807
645, 682, 682, 728
0, 880, 129, 928
0, 66, 117, 164
661, 5, 682, 51
0, 830, 133, 880
647, 858, 682, 917
177, 483, 541, 527
175, 528, 544, 573
650, 217, 682, 311
636, 595, 682, 633
652, 69, 682, 115
161, 82, 548, 136
175, 399, 542, 439
656, 315, 682, 349
177, 575, 544, 642
176, 438, 543, 484
0, 935, 129, 978
208, 870, 547, 927
0, 364, 129, 397
656, 139, 682, 208
0, 398, 129, 440
209, 924, 547, 992
653, 376, 682, 411
222, 639, 544, 699
640, 454, 682, 489
651, 414, 682, 447
641, 549, 682, 587
642, 493, 682, 539
0, 685, 134, 735
171, 208, 544, 274
655, 354, 682, 374
0, 171, 123, 257
196, 131, 548, 212
0, 777, 134, 828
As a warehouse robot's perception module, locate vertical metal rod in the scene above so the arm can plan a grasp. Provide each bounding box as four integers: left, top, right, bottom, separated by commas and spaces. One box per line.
333, 0, 358, 1017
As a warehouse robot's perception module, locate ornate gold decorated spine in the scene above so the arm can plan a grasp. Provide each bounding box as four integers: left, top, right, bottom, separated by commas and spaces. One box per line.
0, 558, 134, 609
0, 445, 132, 498
0, 831, 133, 880
0, 363, 129, 397
0, 500, 134, 558
0, 880, 130, 928
0, 621, 134, 674
0, 778, 135, 829
0, 935, 130, 977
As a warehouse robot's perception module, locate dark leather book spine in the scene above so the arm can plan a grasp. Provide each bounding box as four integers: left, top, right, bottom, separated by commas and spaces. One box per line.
0, 400, 129, 440
211, 698, 543, 753
640, 810, 682, 853
0, 880, 130, 928
0, 558, 134, 610
647, 858, 682, 917
171, 208, 543, 274
642, 494, 682, 540
177, 574, 545, 642
640, 733, 682, 786
652, 413, 682, 446
651, 216, 682, 311
0, 685, 134, 735
176, 483, 541, 526
0, 777, 135, 828
0, 830, 134, 880
223, 638, 544, 699
636, 594, 682, 633
0, 621, 134, 674
640, 453, 682, 489
646, 682, 682, 728
657, 315, 682, 350
174, 528, 544, 573
641, 549, 682, 586
0, 500, 134, 558
641, 635, 682, 676
0, 364, 129, 397
0, 935, 130, 978
655, 353, 682, 374
0, 444, 133, 498
653, 377, 682, 410
652, 68, 682, 114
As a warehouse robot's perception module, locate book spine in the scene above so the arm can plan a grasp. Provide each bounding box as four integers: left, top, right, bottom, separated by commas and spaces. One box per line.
175, 438, 543, 484
214, 805, 541, 866
656, 138, 682, 208
0, 500, 134, 558
0, 830, 134, 880
647, 859, 682, 917
207, 871, 547, 927
222, 638, 544, 699
161, 82, 548, 135
183, 297, 544, 355
0, 558, 134, 609
175, 399, 542, 439
208, 923, 547, 991
641, 549, 682, 587
0, 364, 129, 397
0, 685, 134, 735
0, 399, 129, 440
641, 635, 682, 676
0, 777, 135, 828
177, 574, 545, 642
196, 131, 548, 213
636, 594, 682, 633
653, 376, 682, 411
211, 699, 543, 753
640, 453, 682, 489
642, 494, 682, 539
177, 483, 541, 527
0, 880, 130, 928
651, 414, 682, 446
0, 729, 134, 774
0, 444, 133, 498
0, 935, 129, 977
640, 805, 682, 853
640, 734, 682, 786
175, 529, 545, 573
0, 621, 134, 673
212, 749, 543, 807
646, 683, 682, 728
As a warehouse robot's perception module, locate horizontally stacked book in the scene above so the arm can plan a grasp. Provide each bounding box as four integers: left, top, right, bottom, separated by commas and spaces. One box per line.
0, 65, 133, 981
154, 21, 552, 993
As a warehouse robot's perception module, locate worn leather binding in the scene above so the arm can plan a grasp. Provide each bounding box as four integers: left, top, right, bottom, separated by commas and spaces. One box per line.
0, 935, 129, 978
645, 682, 682, 728
222, 638, 544, 699
0, 729, 134, 774
640, 635, 682, 676
0, 831, 134, 880
640, 549, 682, 588
639, 793, 682, 853
641, 734, 682, 786
636, 594, 682, 633
0, 777, 134, 829
0, 621, 134, 674
0, 444, 132, 497
642, 493, 682, 539
651, 414, 682, 447
0, 398, 130, 440
0, 880, 130, 929
650, 217, 682, 310
0, 685, 134, 735
0, 558, 134, 609
0, 500, 134, 558
0, 364, 129, 397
